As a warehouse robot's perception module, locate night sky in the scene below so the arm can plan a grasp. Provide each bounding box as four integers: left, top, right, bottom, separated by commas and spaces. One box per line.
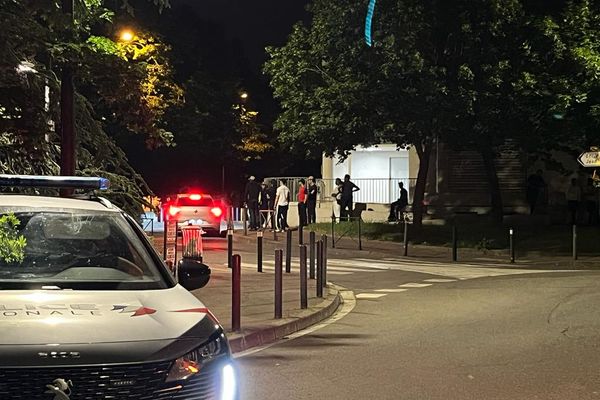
124, 0, 312, 197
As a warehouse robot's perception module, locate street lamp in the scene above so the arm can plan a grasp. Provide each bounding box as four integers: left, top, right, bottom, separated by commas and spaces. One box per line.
240, 92, 248, 100
119, 29, 135, 42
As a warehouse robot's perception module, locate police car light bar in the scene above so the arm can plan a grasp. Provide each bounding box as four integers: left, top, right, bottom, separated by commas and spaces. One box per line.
0, 175, 110, 190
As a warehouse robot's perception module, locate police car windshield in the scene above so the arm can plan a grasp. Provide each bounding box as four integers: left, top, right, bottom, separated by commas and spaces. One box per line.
0, 209, 168, 290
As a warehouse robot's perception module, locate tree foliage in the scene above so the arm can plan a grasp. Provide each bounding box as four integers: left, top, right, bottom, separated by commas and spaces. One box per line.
0, 0, 179, 216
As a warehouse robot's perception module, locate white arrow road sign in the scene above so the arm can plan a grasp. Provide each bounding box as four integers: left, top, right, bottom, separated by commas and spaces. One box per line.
578, 151, 600, 167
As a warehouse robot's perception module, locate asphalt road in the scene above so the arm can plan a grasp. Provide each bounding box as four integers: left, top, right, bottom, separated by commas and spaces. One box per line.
232, 256, 600, 400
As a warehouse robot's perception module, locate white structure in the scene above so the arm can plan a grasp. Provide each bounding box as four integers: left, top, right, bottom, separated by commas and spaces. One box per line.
321, 144, 419, 204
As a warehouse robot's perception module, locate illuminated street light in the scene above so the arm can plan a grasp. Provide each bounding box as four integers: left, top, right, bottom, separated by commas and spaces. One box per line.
119, 29, 135, 42
240, 92, 249, 100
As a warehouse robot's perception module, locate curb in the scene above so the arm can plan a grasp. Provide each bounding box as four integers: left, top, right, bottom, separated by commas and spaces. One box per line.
227, 286, 341, 354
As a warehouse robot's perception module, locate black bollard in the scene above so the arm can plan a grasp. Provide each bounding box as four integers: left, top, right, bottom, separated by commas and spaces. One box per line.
232, 254, 241, 332
274, 249, 283, 319
573, 224, 578, 261
300, 245, 308, 309
452, 225, 458, 262
257, 230, 263, 272
358, 217, 363, 250
242, 206, 248, 236
309, 231, 316, 279
321, 234, 328, 287
227, 228, 233, 269
403, 222, 409, 257
331, 213, 336, 248
509, 228, 515, 263
316, 240, 323, 298
299, 224, 304, 245
285, 229, 292, 273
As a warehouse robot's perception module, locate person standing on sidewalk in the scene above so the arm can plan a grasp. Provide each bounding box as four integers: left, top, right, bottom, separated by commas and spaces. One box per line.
244, 176, 260, 230
306, 176, 318, 224
340, 174, 359, 221
297, 178, 308, 227
274, 179, 290, 231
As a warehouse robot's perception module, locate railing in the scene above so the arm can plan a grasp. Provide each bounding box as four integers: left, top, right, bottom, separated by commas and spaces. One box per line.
264, 177, 416, 205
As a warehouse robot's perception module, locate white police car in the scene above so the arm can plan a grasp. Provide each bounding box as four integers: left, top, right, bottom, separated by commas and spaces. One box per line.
0, 175, 237, 400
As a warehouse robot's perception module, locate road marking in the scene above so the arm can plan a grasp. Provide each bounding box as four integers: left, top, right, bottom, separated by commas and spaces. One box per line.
398, 283, 433, 288
374, 288, 409, 293
356, 293, 387, 299
424, 278, 458, 283
235, 287, 356, 358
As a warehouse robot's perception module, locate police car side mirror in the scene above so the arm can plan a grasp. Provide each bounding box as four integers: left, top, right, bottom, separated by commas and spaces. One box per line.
178, 258, 211, 290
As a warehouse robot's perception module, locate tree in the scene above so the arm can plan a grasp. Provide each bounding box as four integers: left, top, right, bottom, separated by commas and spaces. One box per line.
0, 0, 177, 215
265, 0, 466, 227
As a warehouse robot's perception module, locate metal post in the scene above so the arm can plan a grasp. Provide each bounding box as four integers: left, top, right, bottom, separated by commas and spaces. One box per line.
162, 219, 167, 260
452, 225, 457, 262
232, 254, 241, 332
316, 241, 323, 298
59, 0, 75, 198
509, 228, 515, 263
299, 224, 304, 245
358, 217, 363, 250
274, 249, 283, 319
285, 229, 292, 273
403, 222, 409, 257
227, 228, 233, 269
300, 245, 308, 309
257, 230, 263, 272
243, 206, 248, 236
309, 231, 316, 279
331, 213, 336, 248
572, 224, 578, 261
322, 234, 328, 287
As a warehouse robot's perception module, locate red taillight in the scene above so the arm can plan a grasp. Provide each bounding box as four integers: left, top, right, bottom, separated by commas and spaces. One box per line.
210, 207, 223, 218
168, 206, 181, 218
189, 194, 202, 200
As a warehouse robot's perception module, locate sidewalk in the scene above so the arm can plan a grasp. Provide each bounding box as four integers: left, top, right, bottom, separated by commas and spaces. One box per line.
151, 235, 343, 354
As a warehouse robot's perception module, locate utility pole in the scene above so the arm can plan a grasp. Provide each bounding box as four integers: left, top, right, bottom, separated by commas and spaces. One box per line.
60, 0, 75, 195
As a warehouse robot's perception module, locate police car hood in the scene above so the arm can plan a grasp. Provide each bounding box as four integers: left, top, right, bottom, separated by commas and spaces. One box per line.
0, 286, 223, 366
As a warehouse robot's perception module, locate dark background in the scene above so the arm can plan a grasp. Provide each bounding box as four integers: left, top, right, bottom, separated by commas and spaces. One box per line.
120, 0, 316, 197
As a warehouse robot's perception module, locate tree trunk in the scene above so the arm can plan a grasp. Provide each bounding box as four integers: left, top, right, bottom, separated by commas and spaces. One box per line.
412, 141, 432, 229
481, 146, 503, 224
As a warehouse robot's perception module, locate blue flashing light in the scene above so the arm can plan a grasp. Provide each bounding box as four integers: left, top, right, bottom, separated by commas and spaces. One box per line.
365, 0, 377, 47
0, 175, 110, 191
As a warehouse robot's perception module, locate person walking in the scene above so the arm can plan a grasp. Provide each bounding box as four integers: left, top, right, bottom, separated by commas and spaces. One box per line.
306, 176, 318, 224
566, 178, 581, 225
244, 176, 260, 230
266, 179, 277, 230
274, 179, 290, 231
340, 174, 360, 220
388, 181, 409, 222
259, 181, 269, 228
297, 178, 308, 227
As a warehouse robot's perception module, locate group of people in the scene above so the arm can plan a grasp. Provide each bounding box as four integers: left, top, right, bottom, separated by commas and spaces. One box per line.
331, 174, 361, 220
244, 176, 319, 232
527, 169, 599, 225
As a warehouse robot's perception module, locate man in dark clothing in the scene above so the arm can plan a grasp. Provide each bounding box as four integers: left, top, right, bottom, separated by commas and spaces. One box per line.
306, 176, 318, 224
340, 174, 360, 220
526, 170, 546, 215
266, 179, 277, 229
244, 176, 260, 230
388, 181, 409, 222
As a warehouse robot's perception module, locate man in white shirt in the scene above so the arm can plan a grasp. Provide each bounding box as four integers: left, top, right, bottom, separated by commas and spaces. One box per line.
274, 179, 290, 231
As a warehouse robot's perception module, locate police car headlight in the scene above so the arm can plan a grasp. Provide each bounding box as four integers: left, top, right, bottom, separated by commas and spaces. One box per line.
165, 336, 227, 382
